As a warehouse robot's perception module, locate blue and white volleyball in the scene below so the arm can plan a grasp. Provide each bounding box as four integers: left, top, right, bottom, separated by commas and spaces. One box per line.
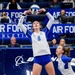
30, 4, 40, 15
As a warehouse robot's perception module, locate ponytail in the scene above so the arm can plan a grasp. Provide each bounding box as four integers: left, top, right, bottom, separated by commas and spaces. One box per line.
63, 47, 71, 56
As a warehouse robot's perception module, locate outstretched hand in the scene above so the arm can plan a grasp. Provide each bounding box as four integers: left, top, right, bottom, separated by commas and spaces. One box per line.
38, 8, 46, 14
23, 9, 31, 15
23, 8, 46, 15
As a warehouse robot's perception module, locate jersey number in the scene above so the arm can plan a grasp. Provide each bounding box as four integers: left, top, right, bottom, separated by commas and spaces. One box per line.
37, 36, 41, 41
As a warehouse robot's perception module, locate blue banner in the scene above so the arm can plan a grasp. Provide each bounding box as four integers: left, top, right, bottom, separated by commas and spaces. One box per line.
0, 47, 75, 75
48, 9, 75, 19
0, 9, 75, 40
0, 23, 32, 39
0, 9, 75, 23
0, 10, 24, 23
0, 23, 75, 39
51, 24, 75, 34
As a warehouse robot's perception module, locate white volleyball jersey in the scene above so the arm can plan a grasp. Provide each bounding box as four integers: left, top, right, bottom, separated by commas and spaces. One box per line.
18, 12, 54, 57
57, 55, 75, 75
31, 31, 51, 57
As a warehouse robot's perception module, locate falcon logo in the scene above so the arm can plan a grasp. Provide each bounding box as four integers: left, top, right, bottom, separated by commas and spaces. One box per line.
15, 55, 27, 66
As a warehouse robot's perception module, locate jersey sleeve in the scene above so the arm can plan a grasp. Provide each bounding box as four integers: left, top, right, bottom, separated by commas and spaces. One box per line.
71, 58, 75, 63
18, 15, 32, 42
62, 55, 72, 63
45, 12, 54, 30
42, 12, 54, 37
61, 55, 72, 69
42, 27, 50, 38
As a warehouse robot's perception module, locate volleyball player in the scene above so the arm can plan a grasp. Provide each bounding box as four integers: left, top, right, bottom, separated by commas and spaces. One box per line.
18, 8, 55, 75
56, 45, 75, 75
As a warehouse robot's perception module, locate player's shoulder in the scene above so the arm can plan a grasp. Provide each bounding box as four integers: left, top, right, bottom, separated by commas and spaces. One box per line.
32, 31, 45, 36
40, 31, 46, 36
40, 31, 45, 34
31, 32, 35, 36
61, 55, 72, 63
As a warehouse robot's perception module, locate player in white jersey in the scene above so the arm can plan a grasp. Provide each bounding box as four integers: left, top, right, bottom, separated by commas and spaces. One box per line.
56, 45, 75, 75
18, 8, 55, 75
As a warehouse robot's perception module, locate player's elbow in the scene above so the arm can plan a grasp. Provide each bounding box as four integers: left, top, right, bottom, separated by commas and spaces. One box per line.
46, 12, 54, 20
50, 17, 54, 23
51, 17, 54, 22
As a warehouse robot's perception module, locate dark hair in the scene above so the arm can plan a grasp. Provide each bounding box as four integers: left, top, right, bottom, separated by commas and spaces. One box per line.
62, 46, 71, 56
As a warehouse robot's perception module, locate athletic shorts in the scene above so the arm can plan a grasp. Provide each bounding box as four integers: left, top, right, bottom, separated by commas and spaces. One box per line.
34, 54, 52, 66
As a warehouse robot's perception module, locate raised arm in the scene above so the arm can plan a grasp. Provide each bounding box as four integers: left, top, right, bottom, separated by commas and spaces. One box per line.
38, 8, 54, 31
18, 10, 32, 41
38, 8, 54, 37
18, 15, 27, 34
18, 10, 32, 34
46, 12, 54, 30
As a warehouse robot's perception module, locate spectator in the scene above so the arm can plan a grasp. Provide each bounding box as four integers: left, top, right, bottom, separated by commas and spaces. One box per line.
57, 9, 66, 22
63, 0, 74, 8
59, 38, 67, 47
49, 39, 57, 47
0, 12, 11, 23
6, 0, 21, 10
50, 0, 61, 8
8, 37, 20, 47
57, 9, 75, 23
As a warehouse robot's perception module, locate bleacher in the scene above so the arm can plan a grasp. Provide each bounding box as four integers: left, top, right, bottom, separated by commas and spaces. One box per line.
0, 1, 74, 45
2, 2, 50, 10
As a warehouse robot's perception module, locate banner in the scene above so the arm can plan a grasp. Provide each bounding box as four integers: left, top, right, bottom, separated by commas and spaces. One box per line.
51, 24, 75, 34
0, 47, 75, 75
0, 10, 24, 23
48, 9, 75, 19
0, 9, 75, 40
0, 9, 75, 23
0, 23, 32, 39
0, 23, 75, 39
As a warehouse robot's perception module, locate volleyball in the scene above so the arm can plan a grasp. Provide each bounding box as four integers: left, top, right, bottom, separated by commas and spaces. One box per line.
30, 4, 40, 15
